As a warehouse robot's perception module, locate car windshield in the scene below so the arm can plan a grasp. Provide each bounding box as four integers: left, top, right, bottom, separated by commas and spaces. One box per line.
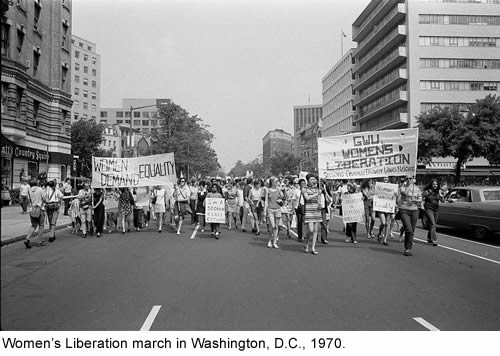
483, 190, 500, 201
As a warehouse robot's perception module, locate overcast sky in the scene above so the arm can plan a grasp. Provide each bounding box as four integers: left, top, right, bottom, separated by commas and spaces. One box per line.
72, 0, 370, 171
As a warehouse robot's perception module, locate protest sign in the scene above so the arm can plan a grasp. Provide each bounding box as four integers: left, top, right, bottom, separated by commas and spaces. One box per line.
373, 182, 398, 213
341, 192, 364, 224
318, 128, 418, 180
205, 198, 226, 224
92, 153, 176, 188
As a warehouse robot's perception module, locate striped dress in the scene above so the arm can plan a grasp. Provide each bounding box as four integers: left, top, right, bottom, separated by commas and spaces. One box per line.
303, 187, 322, 223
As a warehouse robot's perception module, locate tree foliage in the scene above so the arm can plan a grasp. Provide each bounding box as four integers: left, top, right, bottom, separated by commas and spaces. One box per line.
152, 102, 220, 179
228, 159, 264, 178
417, 94, 500, 184
269, 152, 301, 176
71, 119, 105, 178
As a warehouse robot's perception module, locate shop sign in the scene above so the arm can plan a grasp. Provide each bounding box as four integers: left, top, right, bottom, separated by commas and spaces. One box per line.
1, 135, 48, 162
425, 162, 466, 170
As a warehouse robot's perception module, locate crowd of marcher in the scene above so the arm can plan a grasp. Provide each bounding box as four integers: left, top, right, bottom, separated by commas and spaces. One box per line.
20, 173, 449, 256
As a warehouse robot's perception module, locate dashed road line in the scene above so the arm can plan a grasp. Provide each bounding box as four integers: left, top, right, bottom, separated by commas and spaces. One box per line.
140, 305, 161, 331
413, 317, 440, 331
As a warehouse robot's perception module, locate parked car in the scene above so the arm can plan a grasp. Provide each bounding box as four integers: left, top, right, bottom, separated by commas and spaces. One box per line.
436, 186, 500, 239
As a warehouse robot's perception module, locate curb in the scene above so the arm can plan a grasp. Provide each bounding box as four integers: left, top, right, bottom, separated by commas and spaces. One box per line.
1, 223, 71, 247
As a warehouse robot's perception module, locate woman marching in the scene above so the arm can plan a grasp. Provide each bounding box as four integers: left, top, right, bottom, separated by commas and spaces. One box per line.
361, 178, 376, 239
265, 177, 284, 249
225, 180, 239, 230
205, 183, 223, 239
248, 179, 263, 236
173, 178, 191, 235
92, 188, 105, 237
152, 185, 166, 233
422, 179, 446, 246
375, 177, 391, 246
302, 174, 322, 255
399, 175, 422, 256
45, 180, 64, 243
118, 187, 134, 234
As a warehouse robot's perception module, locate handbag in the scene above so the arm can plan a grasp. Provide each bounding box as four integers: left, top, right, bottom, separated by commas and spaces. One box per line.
291, 214, 297, 229
28, 191, 41, 218
46, 189, 59, 210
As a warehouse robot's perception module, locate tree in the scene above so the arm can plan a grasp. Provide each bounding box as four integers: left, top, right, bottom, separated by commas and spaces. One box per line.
269, 152, 301, 177
152, 101, 220, 179
417, 94, 500, 185
71, 119, 105, 178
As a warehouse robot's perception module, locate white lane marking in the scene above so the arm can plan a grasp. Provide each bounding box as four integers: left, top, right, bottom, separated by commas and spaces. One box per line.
140, 305, 161, 331
413, 237, 500, 265
190, 224, 199, 240
413, 317, 440, 331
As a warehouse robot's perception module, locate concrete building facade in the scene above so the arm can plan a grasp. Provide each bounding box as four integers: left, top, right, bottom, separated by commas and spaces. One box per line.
293, 105, 322, 173
262, 129, 293, 173
1, 0, 73, 194
321, 48, 358, 137
352, 0, 500, 132
71, 34, 100, 122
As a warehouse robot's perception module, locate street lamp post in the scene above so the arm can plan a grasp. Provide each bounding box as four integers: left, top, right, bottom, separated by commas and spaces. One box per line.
127, 102, 169, 157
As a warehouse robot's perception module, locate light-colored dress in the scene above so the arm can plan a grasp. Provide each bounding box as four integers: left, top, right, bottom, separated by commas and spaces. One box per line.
225, 186, 238, 213
303, 187, 322, 223
153, 188, 166, 213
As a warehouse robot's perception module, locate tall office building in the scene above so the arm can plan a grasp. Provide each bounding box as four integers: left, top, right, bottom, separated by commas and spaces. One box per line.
321, 49, 357, 137
262, 129, 293, 173
352, 0, 500, 132
1, 0, 73, 192
71, 34, 100, 122
293, 105, 322, 173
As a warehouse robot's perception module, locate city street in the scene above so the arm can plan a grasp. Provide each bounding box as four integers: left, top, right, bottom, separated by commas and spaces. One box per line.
2, 216, 499, 331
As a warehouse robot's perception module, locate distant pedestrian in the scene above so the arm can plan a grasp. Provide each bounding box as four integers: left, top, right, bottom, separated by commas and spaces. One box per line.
344, 182, 359, 244
264, 177, 284, 249
302, 174, 322, 255
24, 180, 47, 248
189, 180, 199, 225
68, 196, 81, 234
93, 188, 105, 237
224, 180, 238, 230
294, 178, 306, 242
205, 183, 223, 239
62, 178, 72, 215
319, 179, 332, 244
152, 185, 167, 233
361, 178, 376, 239
422, 179, 446, 247
19, 180, 29, 214
45, 180, 64, 242
196, 181, 208, 232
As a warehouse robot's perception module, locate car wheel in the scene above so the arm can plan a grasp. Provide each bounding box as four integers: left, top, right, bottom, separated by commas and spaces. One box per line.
472, 226, 489, 240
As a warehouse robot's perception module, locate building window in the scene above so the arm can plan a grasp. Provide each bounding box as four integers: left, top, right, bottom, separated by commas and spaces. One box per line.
16, 27, 25, 52
117, 120, 123, 124
33, 1, 41, 31
33, 51, 40, 76
87, 45, 92, 51
83, 102, 88, 110
116, 111, 124, 118
73, 99, 79, 108
151, 120, 158, 126
83, 66, 88, 74
75, 62, 80, 71
74, 87, 79, 95
83, 53, 88, 61
134, 111, 140, 118
78, 42, 84, 48
75, 50, 80, 58
125, 112, 130, 118
92, 68, 96, 76
134, 120, 140, 126
75, 75, 80, 83
92, 57, 96, 65
83, 90, 88, 98
1, 23, 9, 57
61, 20, 69, 48
16, 87, 23, 118
91, 80, 96, 88
100, 111, 107, 118
61, 67, 67, 88
74, 114, 79, 121
91, 92, 96, 100
142, 112, 150, 118
91, 104, 96, 112
33, 100, 39, 126
142, 120, 149, 126
83, 78, 88, 86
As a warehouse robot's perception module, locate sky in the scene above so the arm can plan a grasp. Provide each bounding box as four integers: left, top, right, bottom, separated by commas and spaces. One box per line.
72, 0, 370, 172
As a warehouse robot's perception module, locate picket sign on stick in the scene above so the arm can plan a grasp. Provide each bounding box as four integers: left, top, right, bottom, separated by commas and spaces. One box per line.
341, 192, 364, 224
205, 198, 226, 224
92, 153, 177, 188
373, 182, 399, 213
318, 128, 418, 180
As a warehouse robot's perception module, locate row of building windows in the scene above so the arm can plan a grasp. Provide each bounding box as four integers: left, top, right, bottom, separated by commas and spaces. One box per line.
74, 88, 97, 100
323, 71, 354, 100
360, 85, 406, 116
419, 36, 499, 47
419, 15, 500, 25
420, 58, 500, 69
73, 100, 97, 111
420, 102, 472, 113
74, 63, 97, 76
420, 80, 499, 91
74, 75, 97, 88
323, 87, 355, 116
100, 111, 157, 118
358, 68, 404, 99
74, 50, 97, 64
112, 119, 165, 126
71, 39, 93, 51
295, 108, 322, 130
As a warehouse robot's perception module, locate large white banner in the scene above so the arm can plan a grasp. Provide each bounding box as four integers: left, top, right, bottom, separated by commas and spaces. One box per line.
341, 192, 365, 224
318, 128, 418, 180
92, 153, 177, 188
373, 182, 398, 213
205, 198, 226, 224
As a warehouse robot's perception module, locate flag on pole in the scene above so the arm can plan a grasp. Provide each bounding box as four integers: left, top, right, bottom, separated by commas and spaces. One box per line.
342, 31, 347, 38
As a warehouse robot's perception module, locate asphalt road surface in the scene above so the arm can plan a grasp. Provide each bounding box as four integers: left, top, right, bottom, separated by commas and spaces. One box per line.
2, 216, 499, 331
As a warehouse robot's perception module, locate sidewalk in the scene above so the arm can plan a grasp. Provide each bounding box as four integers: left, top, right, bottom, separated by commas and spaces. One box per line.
1, 204, 72, 246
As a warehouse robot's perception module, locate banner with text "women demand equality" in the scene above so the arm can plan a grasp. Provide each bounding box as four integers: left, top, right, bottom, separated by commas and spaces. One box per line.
92, 153, 177, 188
318, 128, 418, 180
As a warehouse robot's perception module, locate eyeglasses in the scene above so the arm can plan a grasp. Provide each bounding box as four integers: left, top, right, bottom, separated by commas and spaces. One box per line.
180, 180, 185, 183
